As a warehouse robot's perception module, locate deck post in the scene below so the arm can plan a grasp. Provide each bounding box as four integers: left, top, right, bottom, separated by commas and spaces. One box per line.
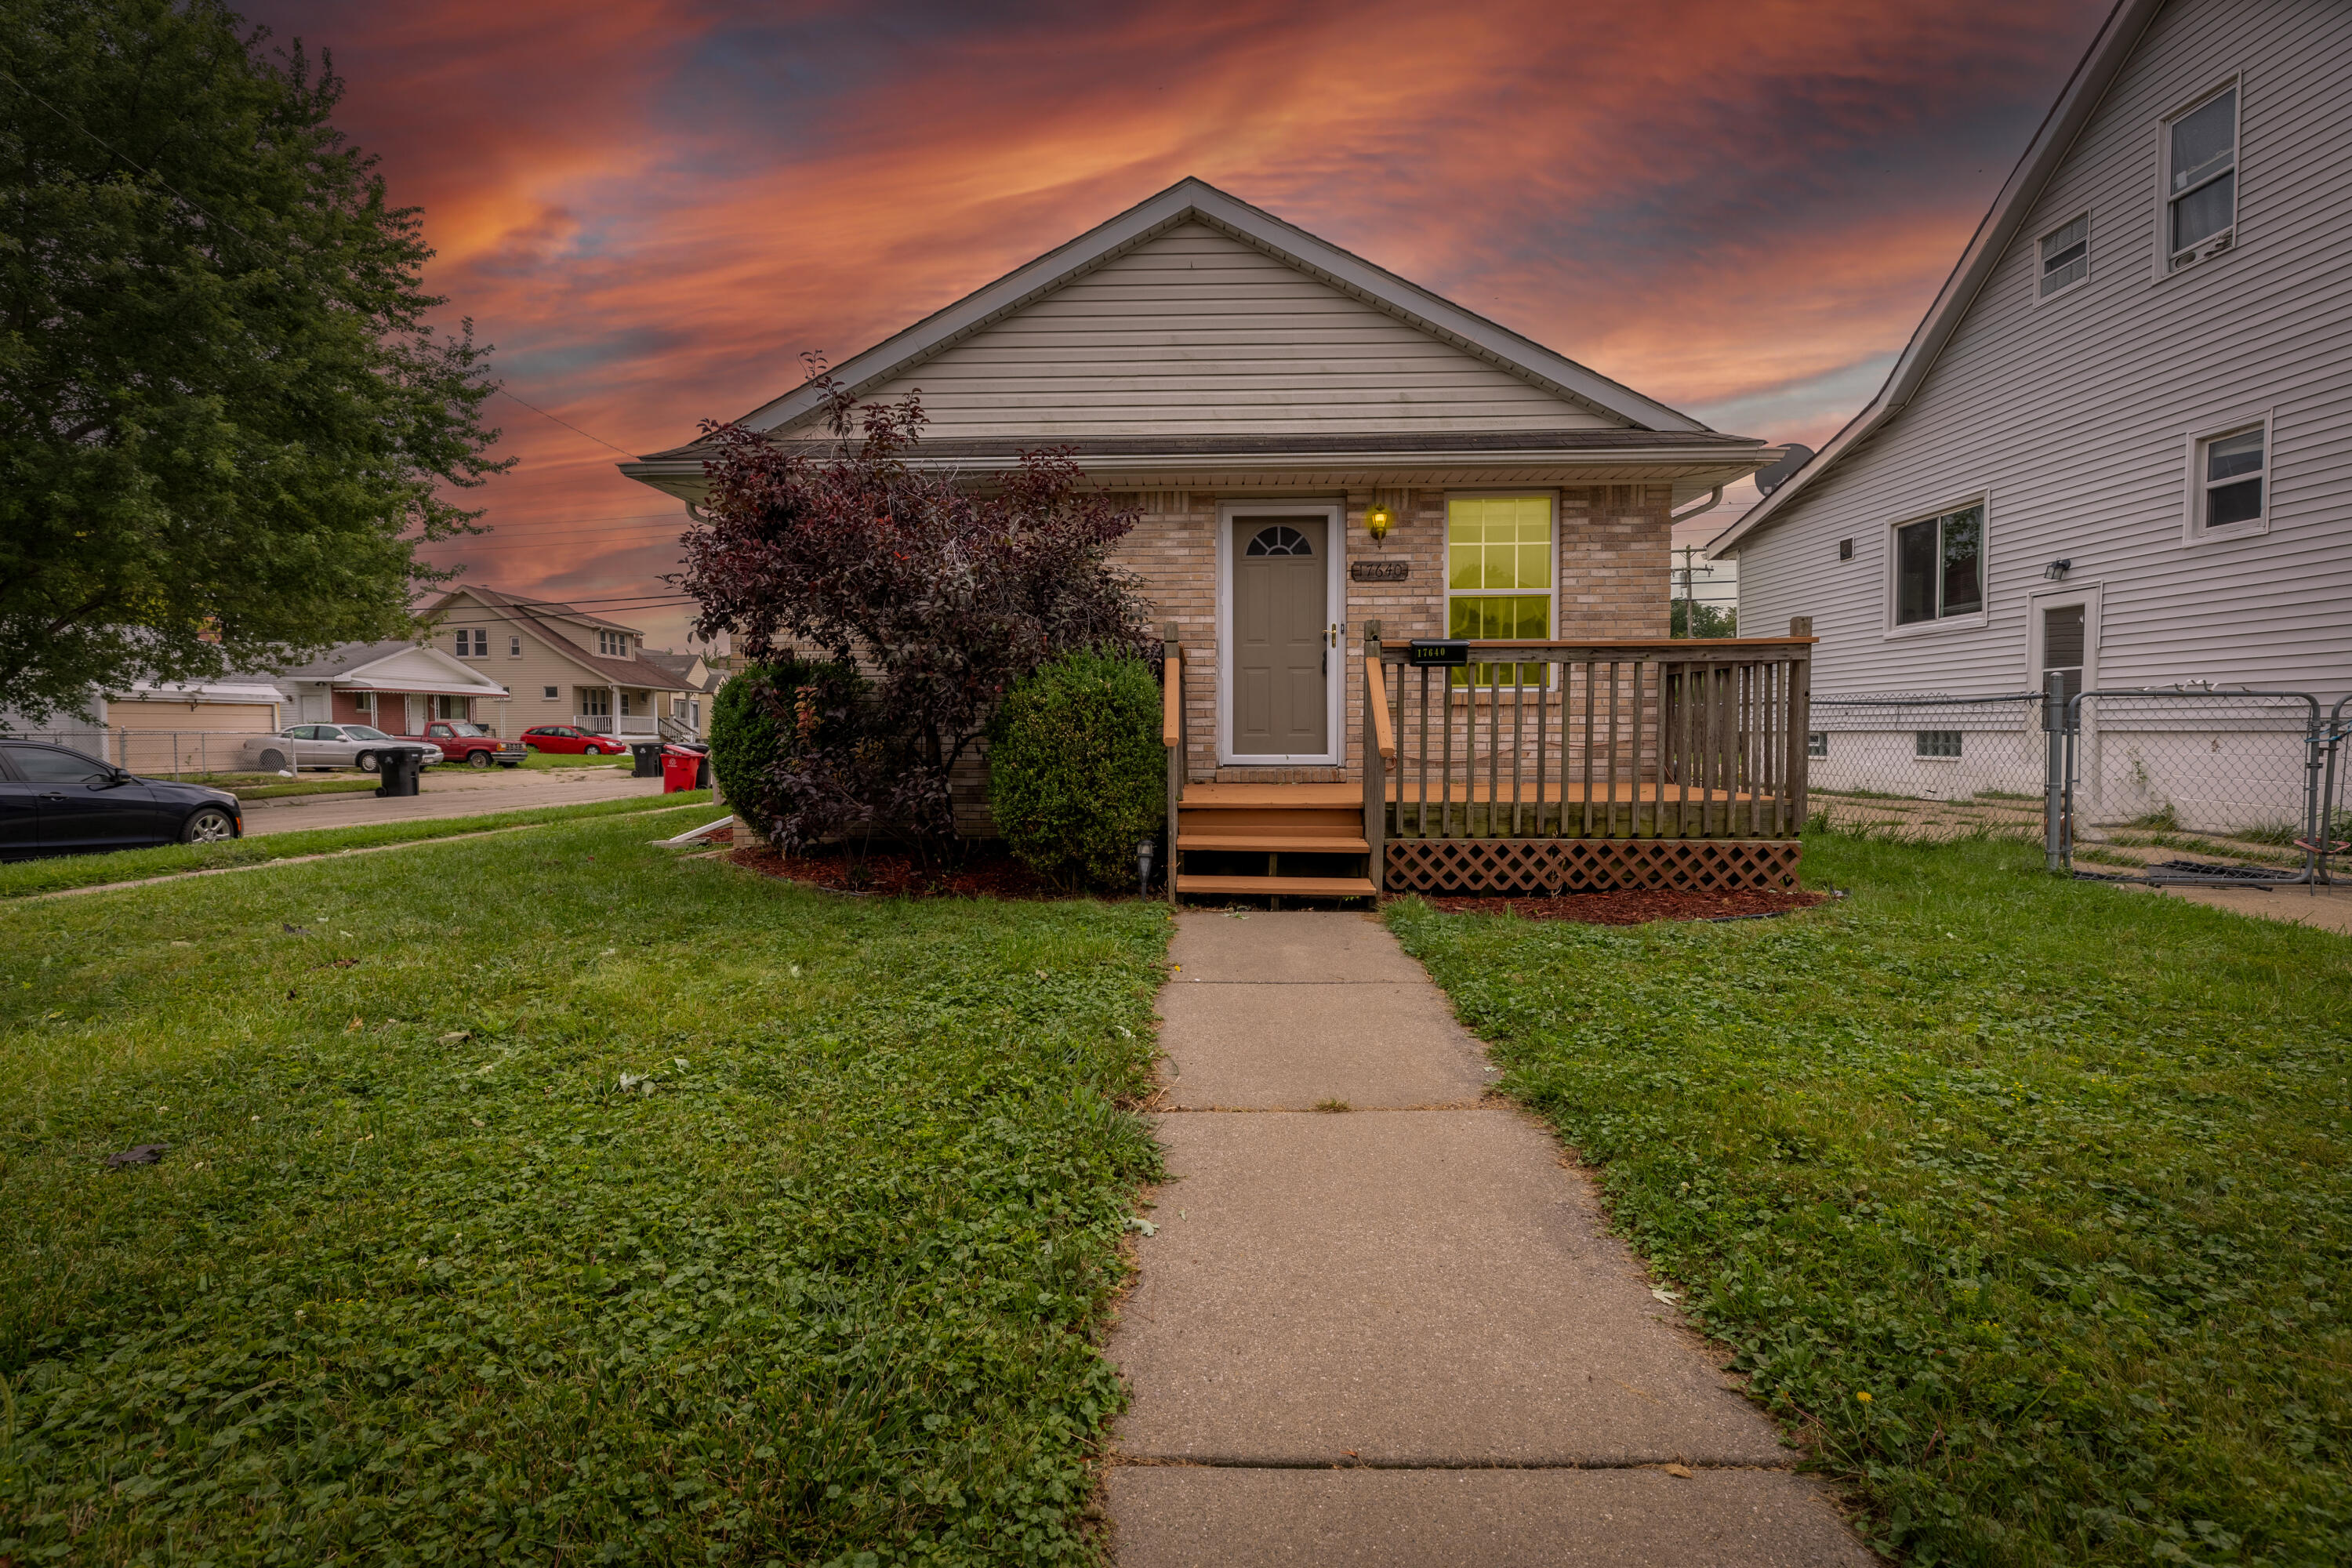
1363, 624, 1388, 895
1163, 623, 1182, 906
1787, 617, 1813, 829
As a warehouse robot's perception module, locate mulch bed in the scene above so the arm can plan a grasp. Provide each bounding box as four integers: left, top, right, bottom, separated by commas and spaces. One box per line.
727, 844, 1060, 899
1411, 887, 1834, 924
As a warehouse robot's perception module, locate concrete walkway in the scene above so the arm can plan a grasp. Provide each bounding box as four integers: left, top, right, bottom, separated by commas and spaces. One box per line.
1106, 911, 1871, 1566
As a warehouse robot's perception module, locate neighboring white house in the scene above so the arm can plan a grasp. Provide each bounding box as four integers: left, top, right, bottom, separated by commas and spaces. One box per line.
1708, 0, 2351, 829
270, 640, 515, 733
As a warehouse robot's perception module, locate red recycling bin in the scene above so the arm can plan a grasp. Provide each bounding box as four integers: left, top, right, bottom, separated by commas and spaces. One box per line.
659, 746, 701, 793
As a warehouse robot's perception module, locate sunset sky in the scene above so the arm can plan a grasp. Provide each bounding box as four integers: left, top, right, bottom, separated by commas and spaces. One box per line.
256, 0, 2116, 649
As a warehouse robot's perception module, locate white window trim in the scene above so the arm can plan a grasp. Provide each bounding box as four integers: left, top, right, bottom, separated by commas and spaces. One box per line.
1880, 492, 1992, 640
1214, 499, 1346, 768
2151, 74, 2242, 285
2181, 408, 2273, 543
2026, 580, 2103, 703
1442, 489, 1560, 691
2032, 209, 2092, 305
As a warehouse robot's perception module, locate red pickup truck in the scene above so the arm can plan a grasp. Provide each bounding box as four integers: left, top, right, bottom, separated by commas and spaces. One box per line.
409, 720, 530, 768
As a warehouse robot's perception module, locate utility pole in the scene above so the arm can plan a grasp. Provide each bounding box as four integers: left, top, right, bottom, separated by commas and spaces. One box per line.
1672, 545, 1715, 637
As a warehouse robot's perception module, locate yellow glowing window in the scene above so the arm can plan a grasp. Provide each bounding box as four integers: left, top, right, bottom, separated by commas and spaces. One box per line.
1446, 495, 1552, 685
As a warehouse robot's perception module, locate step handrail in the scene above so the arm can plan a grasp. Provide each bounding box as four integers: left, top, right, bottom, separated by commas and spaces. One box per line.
1163, 634, 1182, 906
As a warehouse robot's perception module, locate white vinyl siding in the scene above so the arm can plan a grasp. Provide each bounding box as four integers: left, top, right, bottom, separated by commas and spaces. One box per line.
808, 223, 1617, 439
1730, 0, 2352, 700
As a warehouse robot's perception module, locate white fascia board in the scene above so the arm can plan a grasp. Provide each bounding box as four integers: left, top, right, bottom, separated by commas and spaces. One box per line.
1706, 0, 2162, 558
715, 177, 1708, 441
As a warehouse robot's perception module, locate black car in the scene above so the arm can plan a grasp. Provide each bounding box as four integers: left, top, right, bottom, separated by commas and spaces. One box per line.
0, 740, 243, 860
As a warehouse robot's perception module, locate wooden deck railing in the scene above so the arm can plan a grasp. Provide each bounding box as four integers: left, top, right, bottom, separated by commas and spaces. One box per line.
1364, 622, 1813, 844
1162, 628, 1183, 906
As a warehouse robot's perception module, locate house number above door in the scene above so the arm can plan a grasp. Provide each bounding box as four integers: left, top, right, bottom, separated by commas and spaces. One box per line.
1349, 559, 1410, 583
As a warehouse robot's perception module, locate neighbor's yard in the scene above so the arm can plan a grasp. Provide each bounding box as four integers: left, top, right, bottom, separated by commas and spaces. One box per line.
0, 813, 1165, 1564
1393, 836, 2352, 1567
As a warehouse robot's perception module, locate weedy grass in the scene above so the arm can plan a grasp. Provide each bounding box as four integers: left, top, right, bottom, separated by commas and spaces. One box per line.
0, 811, 1167, 1564
1390, 834, 2351, 1567
0, 790, 711, 899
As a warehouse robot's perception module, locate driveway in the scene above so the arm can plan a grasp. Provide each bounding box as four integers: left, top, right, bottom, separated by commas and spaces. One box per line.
239, 764, 667, 836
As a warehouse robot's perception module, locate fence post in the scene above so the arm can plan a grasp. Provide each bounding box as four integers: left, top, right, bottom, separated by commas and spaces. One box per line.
1786, 618, 1812, 829
2042, 673, 2067, 873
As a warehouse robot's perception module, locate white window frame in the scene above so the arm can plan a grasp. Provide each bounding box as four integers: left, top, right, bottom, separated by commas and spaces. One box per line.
542, 685, 559, 700
1214, 499, 1346, 768
509, 635, 521, 656
2034, 209, 2091, 303
2154, 76, 2241, 282
1881, 492, 1991, 640
2182, 410, 2273, 542
1443, 490, 1559, 690
2025, 581, 2103, 705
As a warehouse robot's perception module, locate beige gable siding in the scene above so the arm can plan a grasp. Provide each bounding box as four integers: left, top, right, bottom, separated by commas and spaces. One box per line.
797, 223, 1617, 439
1733, 0, 2352, 700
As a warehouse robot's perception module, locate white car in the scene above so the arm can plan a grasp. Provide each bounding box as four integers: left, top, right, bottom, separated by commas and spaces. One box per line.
240, 725, 440, 775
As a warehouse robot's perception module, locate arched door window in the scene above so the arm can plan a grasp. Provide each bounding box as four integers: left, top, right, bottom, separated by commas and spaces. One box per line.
1244, 525, 1314, 557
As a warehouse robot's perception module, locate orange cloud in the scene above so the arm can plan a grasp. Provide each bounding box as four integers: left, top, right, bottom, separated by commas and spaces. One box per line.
256, 0, 2111, 646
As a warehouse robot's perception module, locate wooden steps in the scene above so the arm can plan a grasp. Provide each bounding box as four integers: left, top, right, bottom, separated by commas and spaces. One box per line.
1170, 780, 1376, 902
1175, 873, 1379, 898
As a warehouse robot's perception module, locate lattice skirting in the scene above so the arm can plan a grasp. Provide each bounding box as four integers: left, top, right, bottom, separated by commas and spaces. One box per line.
1384, 837, 1802, 895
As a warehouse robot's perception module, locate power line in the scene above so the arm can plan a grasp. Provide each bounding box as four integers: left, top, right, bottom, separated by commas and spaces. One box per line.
492, 387, 641, 459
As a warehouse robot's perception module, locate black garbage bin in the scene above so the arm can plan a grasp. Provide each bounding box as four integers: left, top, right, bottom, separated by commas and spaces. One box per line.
376, 749, 422, 798
695, 753, 712, 789
630, 740, 664, 779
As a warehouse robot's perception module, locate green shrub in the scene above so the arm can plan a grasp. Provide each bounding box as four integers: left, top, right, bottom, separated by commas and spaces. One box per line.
989, 651, 1163, 891
707, 659, 858, 833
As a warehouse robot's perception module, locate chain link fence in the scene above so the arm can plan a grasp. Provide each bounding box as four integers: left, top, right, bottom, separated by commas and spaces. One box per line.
5, 728, 293, 779
1809, 686, 2351, 885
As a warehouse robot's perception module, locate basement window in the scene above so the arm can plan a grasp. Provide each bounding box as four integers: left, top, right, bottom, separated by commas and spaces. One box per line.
1916, 731, 1963, 759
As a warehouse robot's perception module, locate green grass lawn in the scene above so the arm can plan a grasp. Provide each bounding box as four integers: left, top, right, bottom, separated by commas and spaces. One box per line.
0, 791, 713, 899
0, 812, 1166, 1563
1391, 835, 2351, 1567
520, 750, 633, 771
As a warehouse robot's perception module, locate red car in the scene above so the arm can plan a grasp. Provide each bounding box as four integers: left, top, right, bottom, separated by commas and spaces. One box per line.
413, 720, 530, 768
520, 724, 630, 756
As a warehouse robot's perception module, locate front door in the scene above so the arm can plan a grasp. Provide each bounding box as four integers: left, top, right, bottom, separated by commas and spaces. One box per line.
1231, 516, 1330, 757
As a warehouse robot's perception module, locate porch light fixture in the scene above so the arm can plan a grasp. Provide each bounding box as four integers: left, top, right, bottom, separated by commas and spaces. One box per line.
1364, 502, 1395, 543
2042, 558, 2073, 581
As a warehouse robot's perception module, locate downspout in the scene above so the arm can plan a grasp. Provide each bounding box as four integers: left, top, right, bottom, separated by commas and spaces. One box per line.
1668, 485, 1724, 524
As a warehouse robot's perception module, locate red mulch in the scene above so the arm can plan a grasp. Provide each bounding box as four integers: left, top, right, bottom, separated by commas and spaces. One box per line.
727, 843, 1062, 899
1411, 887, 1832, 925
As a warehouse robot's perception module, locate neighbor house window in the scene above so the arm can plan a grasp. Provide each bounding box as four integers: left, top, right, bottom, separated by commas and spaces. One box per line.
2164, 84, 2238, 270
1893, 503, 1984, 626
597, 630, 629, 656
509, 635, 521, 655
542, 685, 559, 700
1446, 495, 1553, 685
2194, 422, 2267, 532
581, 689, 609, 717
2038, 212, 2089, 296
455, 629, 487, 656
1916, 731, 1963, 758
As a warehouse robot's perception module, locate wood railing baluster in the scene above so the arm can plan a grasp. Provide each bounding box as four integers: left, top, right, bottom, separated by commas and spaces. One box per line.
1417, 664, 1431, 840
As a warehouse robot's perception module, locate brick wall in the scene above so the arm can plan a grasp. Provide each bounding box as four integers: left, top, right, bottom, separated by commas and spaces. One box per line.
1106, 483, 1673, 785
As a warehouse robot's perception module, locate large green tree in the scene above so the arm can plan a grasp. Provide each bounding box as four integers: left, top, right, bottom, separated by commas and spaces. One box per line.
0, 0, 505, 723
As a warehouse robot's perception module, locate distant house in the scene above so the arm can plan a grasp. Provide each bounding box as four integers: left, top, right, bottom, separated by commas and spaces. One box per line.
0, 671, 291, 775
1711, 0, 2352, 710
270, 640, 513, 734
424, 586, 699, 739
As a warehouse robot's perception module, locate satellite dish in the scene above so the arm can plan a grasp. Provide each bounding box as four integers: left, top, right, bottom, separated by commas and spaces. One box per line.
1752, 443, 1815, 498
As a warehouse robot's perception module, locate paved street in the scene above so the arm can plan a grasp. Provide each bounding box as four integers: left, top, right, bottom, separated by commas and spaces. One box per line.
1107, 911, 1871, 1566
239, 765, 667, 836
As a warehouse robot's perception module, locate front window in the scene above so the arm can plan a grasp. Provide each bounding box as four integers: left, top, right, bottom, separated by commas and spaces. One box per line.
2165, 85, 2237, 267
1893, 503, 1984, 626
1446, 495, 1552, 685
2038, 212, 2089, 297
343, 725, 391, 741
2198, 424, 2265, 530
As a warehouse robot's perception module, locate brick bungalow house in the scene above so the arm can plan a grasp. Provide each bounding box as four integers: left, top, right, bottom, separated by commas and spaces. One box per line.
619, 180, 1802, 896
